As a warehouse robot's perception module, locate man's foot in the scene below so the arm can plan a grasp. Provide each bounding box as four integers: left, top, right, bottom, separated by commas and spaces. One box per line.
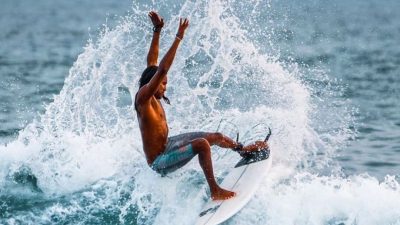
242, 141, 268, 152
211, 187, 236, 201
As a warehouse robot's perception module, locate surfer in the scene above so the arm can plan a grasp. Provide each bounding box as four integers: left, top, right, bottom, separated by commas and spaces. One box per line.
135, 11, 269, 201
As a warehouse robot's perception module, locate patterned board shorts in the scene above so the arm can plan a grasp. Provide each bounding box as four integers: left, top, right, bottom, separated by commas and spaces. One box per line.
151, 132, 207, 175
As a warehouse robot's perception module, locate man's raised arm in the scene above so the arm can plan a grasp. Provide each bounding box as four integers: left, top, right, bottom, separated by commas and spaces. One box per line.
147, 11, 164, 67
138, 18, 189, 103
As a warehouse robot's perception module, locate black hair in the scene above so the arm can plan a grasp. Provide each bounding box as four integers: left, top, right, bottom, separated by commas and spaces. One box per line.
139, 65, 158, 88
138, 65, 170, 104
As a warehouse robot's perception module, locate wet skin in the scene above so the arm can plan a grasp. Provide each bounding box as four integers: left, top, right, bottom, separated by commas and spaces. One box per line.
136, 12, 268, 201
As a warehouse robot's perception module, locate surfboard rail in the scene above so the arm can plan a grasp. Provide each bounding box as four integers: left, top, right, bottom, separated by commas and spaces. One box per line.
196, 147, 272, 225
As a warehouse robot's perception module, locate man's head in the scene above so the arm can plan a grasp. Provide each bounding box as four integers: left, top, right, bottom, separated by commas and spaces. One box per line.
139, 66, 170, 104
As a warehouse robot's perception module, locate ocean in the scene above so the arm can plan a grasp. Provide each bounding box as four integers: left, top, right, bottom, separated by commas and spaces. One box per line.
1, 0, 399, 224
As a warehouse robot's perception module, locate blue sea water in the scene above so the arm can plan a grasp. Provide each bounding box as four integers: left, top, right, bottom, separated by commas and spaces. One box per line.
1, 0, 400, 224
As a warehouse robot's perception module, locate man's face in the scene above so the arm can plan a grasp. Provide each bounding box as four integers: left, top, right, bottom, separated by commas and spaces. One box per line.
155, 76, 168, 99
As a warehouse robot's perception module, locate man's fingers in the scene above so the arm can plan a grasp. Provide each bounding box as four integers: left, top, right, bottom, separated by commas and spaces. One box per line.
179, 18, 189, 27
149, 11, 160, 20
148, 12, 154, 19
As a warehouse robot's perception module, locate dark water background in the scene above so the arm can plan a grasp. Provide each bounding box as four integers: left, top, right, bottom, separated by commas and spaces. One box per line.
267, 0, 400, 177
0, 0, 131, 140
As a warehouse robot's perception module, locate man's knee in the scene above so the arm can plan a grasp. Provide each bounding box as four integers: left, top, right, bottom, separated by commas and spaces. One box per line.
205, 132, 224, 144
213, 132, 224, 140
191, 138, 210, 153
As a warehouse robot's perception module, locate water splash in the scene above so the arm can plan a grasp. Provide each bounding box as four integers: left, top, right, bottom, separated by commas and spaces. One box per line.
1, 0, 399, 224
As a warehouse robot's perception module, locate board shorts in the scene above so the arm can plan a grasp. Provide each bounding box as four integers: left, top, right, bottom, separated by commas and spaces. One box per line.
151, 132, 207, 175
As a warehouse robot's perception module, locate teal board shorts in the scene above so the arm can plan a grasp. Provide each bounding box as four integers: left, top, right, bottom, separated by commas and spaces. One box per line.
151, 132, 207, 175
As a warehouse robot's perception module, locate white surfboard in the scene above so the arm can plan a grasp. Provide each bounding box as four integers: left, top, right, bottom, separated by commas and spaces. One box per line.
196, 146, 272, 225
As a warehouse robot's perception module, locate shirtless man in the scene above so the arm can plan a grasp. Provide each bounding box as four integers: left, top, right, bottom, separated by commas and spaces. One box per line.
135, 11, 268, 200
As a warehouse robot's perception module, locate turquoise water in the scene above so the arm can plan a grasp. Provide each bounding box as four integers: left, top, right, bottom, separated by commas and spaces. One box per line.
1, 0, 400, 224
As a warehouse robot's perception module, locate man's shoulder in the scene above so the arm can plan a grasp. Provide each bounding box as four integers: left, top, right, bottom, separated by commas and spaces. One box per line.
135, 88, 147, 106
135, 94, 157, 111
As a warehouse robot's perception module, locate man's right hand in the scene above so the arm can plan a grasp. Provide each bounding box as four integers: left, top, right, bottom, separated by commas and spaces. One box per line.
148, 11, 164, 29
176, 18, 189, 39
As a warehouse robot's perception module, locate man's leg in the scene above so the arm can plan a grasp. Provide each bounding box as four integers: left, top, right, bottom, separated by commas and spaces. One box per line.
191, 138, 236, 201
201, 132, 238, 148
169, 132, 268, 152
199, 132, 267, 152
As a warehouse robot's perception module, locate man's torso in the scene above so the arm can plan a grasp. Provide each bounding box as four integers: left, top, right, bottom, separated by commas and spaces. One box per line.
136, 96, 169, 165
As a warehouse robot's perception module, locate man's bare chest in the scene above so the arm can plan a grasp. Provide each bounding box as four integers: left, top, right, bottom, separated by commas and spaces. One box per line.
150, 99, 166, 120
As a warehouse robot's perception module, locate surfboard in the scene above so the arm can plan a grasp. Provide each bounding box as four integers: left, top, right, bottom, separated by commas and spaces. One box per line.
195, 130, 272, 225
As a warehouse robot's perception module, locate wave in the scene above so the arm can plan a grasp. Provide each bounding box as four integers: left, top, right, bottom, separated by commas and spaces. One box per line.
1, 0, 399, 224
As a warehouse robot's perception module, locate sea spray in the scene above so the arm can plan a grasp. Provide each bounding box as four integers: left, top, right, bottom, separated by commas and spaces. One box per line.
1, 0, 399, 224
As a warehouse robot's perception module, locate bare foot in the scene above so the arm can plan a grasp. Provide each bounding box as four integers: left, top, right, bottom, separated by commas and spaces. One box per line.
242, 141, 269, 152
211, 187, 236, 201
